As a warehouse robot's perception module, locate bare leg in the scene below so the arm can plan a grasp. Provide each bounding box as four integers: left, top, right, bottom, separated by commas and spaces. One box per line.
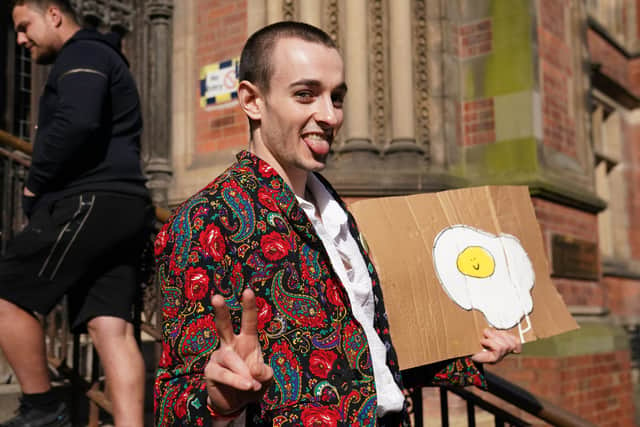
0, 298, 50, 393
87, 316, 144, 427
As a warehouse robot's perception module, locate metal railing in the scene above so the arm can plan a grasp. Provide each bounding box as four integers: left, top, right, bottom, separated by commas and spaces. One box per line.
407, 371, 596, 427
0, 129, 596, 427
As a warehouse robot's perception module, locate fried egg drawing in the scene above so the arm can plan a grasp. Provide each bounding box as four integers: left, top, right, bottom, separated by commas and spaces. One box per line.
433, 225, 534, 341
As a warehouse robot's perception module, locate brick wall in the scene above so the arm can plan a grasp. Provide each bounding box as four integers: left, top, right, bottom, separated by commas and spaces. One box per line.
489, 352, 635, 427
462, 98, 496, 146
606, 276, 640, 320
455, 16, 495, 149
417, 351, 634, 426
630, 58, 640, 92
625, 121, 640, 259
195, 0, 248, 157
457, 19, 493, 59
531, 198, 604, 307
539, 0, 577, 159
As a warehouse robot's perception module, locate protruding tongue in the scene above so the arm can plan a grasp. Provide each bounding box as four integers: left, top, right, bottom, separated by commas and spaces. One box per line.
305, 137, 330, 156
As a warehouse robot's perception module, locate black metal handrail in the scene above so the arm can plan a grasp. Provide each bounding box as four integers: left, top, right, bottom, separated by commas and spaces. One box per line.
0, 130, 596, 427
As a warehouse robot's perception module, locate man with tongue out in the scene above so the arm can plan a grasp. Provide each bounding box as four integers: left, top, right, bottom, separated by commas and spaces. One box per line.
154, 21, 520, 426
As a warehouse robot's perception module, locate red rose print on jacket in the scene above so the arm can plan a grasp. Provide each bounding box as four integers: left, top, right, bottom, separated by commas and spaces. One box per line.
199, 223, 226, 261
309, 349, 337, 379
174, 390, 189, 418
255, 296, 273, 329
258, 187, 279, 211
259, 162, 278, 178
229, 262, 244, 291
325, 278, 345, 307
154, 226, 169, 256
261, 231, 291, 261
184, 267, 209, 301
301, 405, 340, 427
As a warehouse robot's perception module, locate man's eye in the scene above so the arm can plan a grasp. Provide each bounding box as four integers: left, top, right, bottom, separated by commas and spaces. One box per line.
295, 91, 314, 100
332, 96, 344, 108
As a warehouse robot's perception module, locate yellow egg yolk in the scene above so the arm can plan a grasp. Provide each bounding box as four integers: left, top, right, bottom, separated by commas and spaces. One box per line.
456, 246, 495, 278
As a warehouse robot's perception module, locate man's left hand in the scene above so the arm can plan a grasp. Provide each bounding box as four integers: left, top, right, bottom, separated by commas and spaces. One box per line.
471, 328, 521, 364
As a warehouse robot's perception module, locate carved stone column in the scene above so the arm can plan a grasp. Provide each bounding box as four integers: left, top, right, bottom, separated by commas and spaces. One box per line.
387, 0, 421, 155
441, 0, 461, 168
144, 0, 173, 208
298, 0, 322, 27
423, 0, 446, 167
267, 0, 284, 23
413, 0, 430, 157
325, 0, 339, 46
341, 0, 377, 155
248, 0, 268, 35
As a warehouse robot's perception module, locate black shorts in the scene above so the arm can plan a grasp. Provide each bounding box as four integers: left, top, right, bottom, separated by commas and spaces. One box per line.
0, 191, 154, 331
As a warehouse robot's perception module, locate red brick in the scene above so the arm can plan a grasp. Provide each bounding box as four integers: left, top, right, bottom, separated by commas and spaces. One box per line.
194, 0, 248, 162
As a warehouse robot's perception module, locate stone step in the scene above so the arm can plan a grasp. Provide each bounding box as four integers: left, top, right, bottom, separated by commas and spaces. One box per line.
0, 384, 21, 421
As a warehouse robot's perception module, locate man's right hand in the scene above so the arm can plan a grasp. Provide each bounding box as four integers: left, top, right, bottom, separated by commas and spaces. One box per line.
204, 288, 274, 416
22, 187, 36, 219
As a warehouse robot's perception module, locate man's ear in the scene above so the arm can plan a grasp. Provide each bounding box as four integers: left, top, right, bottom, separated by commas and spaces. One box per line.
46, 5, 63, 28
238, 81, 262, 122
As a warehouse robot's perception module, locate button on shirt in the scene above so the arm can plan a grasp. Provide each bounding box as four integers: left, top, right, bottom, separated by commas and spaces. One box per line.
297, 174, 405, 416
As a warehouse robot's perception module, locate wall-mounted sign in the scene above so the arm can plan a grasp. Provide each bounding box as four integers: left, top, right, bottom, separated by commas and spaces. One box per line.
200, 57, 239, 108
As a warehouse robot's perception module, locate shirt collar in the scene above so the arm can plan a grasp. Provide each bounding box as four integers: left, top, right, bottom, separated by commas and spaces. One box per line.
297, 174, 348, 239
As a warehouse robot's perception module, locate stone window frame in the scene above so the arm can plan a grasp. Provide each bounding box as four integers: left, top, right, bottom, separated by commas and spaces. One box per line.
591, 90, 629, 262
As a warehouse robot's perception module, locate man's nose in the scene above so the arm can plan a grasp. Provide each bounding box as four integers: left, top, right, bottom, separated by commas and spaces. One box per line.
314, 96, 339, 127
16, 33, 28, 47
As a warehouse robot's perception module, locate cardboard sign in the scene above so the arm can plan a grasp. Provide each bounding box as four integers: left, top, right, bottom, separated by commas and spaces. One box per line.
350, 185, 578, 370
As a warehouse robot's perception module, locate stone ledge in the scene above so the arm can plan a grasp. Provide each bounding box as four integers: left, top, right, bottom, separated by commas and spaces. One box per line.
522, 322, 630, 357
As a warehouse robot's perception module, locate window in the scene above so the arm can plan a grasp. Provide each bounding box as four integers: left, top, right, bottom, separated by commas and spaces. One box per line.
13, 45, 31, 142
592, 95, 629, 261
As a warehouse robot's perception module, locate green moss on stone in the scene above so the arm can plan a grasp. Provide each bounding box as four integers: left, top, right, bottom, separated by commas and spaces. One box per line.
464, 0, 534, 100
522, 322, 630, 357
465, 137, 539, 177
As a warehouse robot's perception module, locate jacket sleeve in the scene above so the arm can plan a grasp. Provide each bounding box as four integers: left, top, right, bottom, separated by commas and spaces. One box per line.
26, 43, 110, 195
153, 198, 239, 426
402, 357, 487, 390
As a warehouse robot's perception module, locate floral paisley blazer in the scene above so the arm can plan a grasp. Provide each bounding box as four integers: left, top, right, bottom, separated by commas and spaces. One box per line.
154, 151, 485, 426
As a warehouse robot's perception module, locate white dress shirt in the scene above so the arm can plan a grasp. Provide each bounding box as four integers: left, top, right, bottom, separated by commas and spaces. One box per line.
297, 174, 405, 416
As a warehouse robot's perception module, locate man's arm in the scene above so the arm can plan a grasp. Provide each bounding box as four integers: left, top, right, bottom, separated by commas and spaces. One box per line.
154, 199, 274, 426
26, 43, 110, 196
402, 329, 521, 389
154, 290, 273, 426
27, 71, 108, 196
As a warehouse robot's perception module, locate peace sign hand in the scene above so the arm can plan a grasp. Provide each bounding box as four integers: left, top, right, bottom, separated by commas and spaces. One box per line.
204, 289, 274, 416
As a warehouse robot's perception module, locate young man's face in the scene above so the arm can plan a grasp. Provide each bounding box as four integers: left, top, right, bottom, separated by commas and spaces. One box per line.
254, 37, 347, 184
12, 3, 61, 65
